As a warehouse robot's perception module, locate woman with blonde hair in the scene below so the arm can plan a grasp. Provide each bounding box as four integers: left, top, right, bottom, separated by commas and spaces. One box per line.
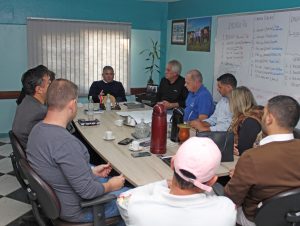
229, 86, 263, 155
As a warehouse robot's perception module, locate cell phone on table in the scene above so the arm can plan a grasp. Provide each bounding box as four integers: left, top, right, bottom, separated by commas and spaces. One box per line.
131, 152, 151, 158
118, 138, 133, 145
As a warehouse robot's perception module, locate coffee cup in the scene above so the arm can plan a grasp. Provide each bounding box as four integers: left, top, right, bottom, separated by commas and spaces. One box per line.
131, 140, 140, 150
105, 131, 113, 139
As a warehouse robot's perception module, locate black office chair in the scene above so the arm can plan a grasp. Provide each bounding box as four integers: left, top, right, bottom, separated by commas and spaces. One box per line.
255, 187, 300, 226
18, 158, 120, 226
294, 128, 300, 139
8, 130, 28, 190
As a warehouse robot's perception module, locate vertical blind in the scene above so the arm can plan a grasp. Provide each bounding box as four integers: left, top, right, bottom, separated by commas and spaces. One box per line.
27, 18, 131, 95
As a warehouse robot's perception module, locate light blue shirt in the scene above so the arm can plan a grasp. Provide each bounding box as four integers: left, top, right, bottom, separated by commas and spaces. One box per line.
203, 97, 232, 131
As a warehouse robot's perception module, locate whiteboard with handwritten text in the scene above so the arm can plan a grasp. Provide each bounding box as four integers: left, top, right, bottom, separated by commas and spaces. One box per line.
214, 10, 300, 106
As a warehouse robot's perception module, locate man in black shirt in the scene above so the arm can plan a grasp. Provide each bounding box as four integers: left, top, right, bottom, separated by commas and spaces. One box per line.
156, 60, 188, 109
88, 66, 127, 103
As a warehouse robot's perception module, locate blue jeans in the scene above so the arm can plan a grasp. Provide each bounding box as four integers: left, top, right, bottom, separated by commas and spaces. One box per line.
82, 176, 129, 226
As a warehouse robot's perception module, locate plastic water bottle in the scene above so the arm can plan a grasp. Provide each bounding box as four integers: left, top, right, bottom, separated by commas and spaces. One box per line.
106, 94, 111, 111
87, 96, 94, 120
88, 96, 94, 111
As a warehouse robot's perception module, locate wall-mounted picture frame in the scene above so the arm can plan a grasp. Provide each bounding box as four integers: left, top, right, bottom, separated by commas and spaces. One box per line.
171, 19, 186, 45
146, 84, 158, 94
187, 17, 212, 52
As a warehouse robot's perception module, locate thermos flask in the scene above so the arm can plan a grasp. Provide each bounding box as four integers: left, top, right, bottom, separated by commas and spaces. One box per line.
150, 103, 167, 155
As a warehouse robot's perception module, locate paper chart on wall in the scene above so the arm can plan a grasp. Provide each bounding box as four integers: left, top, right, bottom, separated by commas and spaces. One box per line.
214, 10, 300, 106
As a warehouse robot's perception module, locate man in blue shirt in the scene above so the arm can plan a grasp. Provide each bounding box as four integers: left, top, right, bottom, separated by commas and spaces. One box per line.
184, 70, 214, 123
191, 73, 237, 131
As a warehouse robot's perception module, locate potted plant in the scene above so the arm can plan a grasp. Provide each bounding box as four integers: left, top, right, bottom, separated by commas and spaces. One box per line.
140, 39, 160, 85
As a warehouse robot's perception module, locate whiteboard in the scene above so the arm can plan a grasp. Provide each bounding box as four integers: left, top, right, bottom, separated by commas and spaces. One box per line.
214, 10, 300, 106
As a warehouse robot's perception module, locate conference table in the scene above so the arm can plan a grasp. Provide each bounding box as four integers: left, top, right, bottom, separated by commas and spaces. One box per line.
73, 103, 238, 187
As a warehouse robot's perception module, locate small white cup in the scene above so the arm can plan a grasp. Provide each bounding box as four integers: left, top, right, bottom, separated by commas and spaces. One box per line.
114, 119, 123, 127
129, 118, 136, 126
105, 131, 113, 139
131, 141, 140, 150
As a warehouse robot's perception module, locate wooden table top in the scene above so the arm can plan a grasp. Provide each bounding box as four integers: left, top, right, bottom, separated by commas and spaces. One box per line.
73, 103, 238, 187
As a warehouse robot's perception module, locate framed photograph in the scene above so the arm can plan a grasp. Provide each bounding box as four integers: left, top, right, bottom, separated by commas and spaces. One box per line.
171, 19, 186, 45
187, 17, 212, 52
146, 84, 158, 94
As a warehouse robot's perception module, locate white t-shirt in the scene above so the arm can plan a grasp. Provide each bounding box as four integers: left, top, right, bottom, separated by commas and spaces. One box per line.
117, 180, 236, 226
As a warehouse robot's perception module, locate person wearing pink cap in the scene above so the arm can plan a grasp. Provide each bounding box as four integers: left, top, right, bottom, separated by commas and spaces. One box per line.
117, 137, 236, 226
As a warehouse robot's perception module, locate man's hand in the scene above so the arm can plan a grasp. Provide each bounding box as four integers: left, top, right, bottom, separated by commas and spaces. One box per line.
189, 120, 210, 131
158, 101, 178, 109
229, 169, 235, 178
92, 163, 112, 178
105, 175, 126, 192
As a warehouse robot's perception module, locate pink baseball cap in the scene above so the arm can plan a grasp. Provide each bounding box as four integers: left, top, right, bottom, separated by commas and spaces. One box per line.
174, 137, 221, 192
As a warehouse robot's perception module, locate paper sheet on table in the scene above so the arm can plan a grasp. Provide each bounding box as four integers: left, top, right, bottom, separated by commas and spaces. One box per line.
117, 110, 172, 124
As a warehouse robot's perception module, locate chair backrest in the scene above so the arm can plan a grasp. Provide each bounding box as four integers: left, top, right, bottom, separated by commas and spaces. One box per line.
18, 158, 61, 220
294, 128, 300, 139
255, 187, 300, 226
196, 131, 234, 162
9, 130, 27, 160
8, 130, 28, 190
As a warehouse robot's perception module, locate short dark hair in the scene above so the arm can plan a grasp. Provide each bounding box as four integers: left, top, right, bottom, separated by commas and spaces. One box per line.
268, 95, 300, 129
48, 70, 56, 81
217, 73, 237, 88
174, 170, 197, 190
47, 79, 78, 111
103, 66, 114, 73
22, 65, 49, 96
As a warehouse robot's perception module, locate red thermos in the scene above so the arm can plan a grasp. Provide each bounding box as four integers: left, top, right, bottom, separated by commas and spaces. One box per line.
150, 103, 167, 155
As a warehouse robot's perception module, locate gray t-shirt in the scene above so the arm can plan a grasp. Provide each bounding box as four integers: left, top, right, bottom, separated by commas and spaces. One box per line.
26, 122, 105, 222
12, 95, 47, 148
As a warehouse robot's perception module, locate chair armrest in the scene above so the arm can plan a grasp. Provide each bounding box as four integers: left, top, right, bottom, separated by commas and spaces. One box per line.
80, 193, 116, 208
287, 212, 300, 223
212, 182, 225, 196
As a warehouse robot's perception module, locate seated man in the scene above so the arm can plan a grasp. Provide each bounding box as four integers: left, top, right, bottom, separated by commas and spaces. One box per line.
16, 65, 55, 105
190, 73, 237, 131
117, 137, 236, 226
184, 69, 214, 122
12, 65, 51, 148
88, 66, 127, 103
156, 60, 188, 109
27, 79, 128, 223
224, 95, 300, 226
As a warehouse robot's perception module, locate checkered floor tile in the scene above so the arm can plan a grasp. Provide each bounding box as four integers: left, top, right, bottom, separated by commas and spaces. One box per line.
0, 138, 32, 226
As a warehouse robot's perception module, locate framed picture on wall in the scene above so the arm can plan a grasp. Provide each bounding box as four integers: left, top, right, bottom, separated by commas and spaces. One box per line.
187, 17, 212, 52
171, 19, 186, 45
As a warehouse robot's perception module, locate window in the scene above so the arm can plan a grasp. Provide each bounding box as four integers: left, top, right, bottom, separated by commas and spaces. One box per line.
27, 18, 131, 96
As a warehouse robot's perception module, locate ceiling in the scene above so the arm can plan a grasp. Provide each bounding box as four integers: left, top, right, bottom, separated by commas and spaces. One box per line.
141, 0, 181, 2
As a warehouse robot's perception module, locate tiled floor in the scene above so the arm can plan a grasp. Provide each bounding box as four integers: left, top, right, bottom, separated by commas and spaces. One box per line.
0, 137, 32, 226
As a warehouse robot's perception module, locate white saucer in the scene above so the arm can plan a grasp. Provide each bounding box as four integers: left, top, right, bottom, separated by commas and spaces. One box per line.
103, 136, 116, 141
128, 145, 143, 152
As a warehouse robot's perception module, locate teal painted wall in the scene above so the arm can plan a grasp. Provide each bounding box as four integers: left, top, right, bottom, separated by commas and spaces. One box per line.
166, 0, 300, 94
168, 0, 300, 19
0, 0, 167, 30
